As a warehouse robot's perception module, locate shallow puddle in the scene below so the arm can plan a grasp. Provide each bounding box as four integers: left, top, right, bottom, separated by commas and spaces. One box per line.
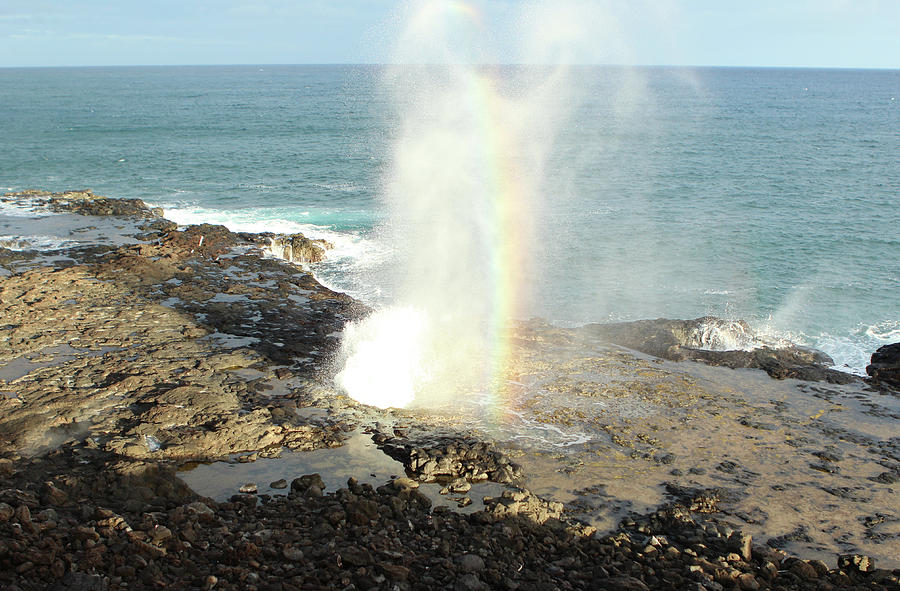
178, 431, 507, 513
0, 344, 119, 382
489, 346, 900, 568
369, 338, 900, 568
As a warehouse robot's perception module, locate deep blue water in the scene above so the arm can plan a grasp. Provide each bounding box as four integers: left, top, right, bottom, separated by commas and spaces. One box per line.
1, 65, 898, 372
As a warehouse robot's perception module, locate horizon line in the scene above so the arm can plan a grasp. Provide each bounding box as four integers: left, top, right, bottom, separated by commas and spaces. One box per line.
2, 62, 899, 71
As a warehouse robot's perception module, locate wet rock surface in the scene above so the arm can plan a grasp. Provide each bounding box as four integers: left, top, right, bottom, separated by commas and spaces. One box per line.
264, 233, 334, 264
2, 191, 899, 590
373, 429, 524, 485
867, 343, 900, 391
6, 189, 164, 219
2, 447, 898, 591
584, 317, 858, 384
1, 190, 362, 462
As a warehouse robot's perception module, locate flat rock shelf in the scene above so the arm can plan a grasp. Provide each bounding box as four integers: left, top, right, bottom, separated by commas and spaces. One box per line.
1, 190, 898, 591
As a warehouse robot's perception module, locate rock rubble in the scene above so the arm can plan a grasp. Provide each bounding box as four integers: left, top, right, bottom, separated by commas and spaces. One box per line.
2, 190, 899, 590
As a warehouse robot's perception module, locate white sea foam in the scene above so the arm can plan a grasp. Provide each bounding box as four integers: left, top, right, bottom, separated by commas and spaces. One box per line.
155, 205, 355, 258
749, 316, 898, 376
310, 182, 366, 193
0, 200, 55, 218
0, 234, 76, 251
335, 0, 596, 409
865, 320, 900, 341
814, 320, 900, 376
688, 319, 757, 351
505, 410, 593, 448
153, 203, 391, 304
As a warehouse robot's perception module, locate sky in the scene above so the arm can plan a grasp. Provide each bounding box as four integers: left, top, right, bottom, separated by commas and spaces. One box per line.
0, 0, 898, 69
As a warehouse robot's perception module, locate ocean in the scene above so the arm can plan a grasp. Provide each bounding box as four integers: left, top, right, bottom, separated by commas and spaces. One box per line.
1, 64, 898, 374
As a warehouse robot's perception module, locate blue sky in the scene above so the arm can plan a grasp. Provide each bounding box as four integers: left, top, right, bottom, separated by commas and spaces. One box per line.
1, 0, 898, 68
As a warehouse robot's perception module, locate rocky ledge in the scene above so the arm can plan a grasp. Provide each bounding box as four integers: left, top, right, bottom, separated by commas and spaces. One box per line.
3, 445, 898, 591
867, 344, 900, 391
1, 190, 898, 590
584, 317, 869, 385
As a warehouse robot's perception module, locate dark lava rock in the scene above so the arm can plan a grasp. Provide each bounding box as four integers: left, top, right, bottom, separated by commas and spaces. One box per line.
376, 432, 523, 485
3, 441, 900, 591
290, 473, 325, 496
599, 575, 650, 590
767, 526, 813, 548
48, 572, 109, 591
46, 189, 162, 218
4, 189, 163, 219
867, 343, 900, 390
869, 470, 900, 484
584, 316, 857, 384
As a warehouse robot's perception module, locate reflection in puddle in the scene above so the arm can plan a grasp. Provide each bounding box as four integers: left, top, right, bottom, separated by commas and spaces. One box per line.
178, 432, 507, 514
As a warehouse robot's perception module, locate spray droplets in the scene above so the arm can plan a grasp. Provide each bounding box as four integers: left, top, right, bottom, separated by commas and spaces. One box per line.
335, 1, 583, 408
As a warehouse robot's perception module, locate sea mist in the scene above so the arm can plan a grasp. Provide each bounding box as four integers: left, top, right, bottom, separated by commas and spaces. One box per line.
335, 1, 595, 408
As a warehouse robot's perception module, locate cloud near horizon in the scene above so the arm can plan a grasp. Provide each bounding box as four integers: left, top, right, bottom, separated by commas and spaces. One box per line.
0, 0, 898, 68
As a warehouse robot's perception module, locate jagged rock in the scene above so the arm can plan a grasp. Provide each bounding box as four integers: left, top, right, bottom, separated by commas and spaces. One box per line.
786, 558, 819, 580
290, 473, 326, 496
728, 531, 752, 561
459, 554, 485, 572
584, 317, 856, 383
3, 191, 899, 591
837, 553, 875, 573
161, 223, 241, 258
266, 233, 333, 263
49, 572, 109, 591
483, 488, 564, 524
282, 545, 304, 561
377, 434, 522, 485
866, 343, 900, 389
599, 576, 650, 591
7, 189, 164, 219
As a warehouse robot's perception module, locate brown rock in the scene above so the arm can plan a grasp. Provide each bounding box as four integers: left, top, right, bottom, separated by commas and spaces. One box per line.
282, 546, 304, 561
340, 546, 374, 566
729, 532, 752, 561
788, 559, 819, 580
41, 482, 69, 505
381, 564, 410, 580
837, 554, 875, 573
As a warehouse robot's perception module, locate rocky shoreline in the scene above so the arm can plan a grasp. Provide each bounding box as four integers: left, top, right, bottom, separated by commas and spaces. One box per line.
1, 190, 898, 590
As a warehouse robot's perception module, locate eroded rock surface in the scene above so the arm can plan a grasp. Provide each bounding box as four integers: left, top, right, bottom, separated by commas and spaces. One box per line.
0, 190, 361, 462
264, 233, 334, 264
584, 316, 858, 384
867, 343, 900, 390
2, 191, 899, 590
374, 430, 524, 485
2, 446, 897, 591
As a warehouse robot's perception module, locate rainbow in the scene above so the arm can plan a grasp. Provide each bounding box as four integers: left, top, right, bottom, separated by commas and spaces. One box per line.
338, 0, 551, 416
477, 74, 532, 423
439, 1, 533, 422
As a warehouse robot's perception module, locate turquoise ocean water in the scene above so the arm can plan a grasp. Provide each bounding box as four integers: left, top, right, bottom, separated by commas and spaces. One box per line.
1, 65, 898, 373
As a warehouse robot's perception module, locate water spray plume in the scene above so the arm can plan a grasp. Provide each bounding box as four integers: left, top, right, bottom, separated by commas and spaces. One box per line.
336, 0, 584, 409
